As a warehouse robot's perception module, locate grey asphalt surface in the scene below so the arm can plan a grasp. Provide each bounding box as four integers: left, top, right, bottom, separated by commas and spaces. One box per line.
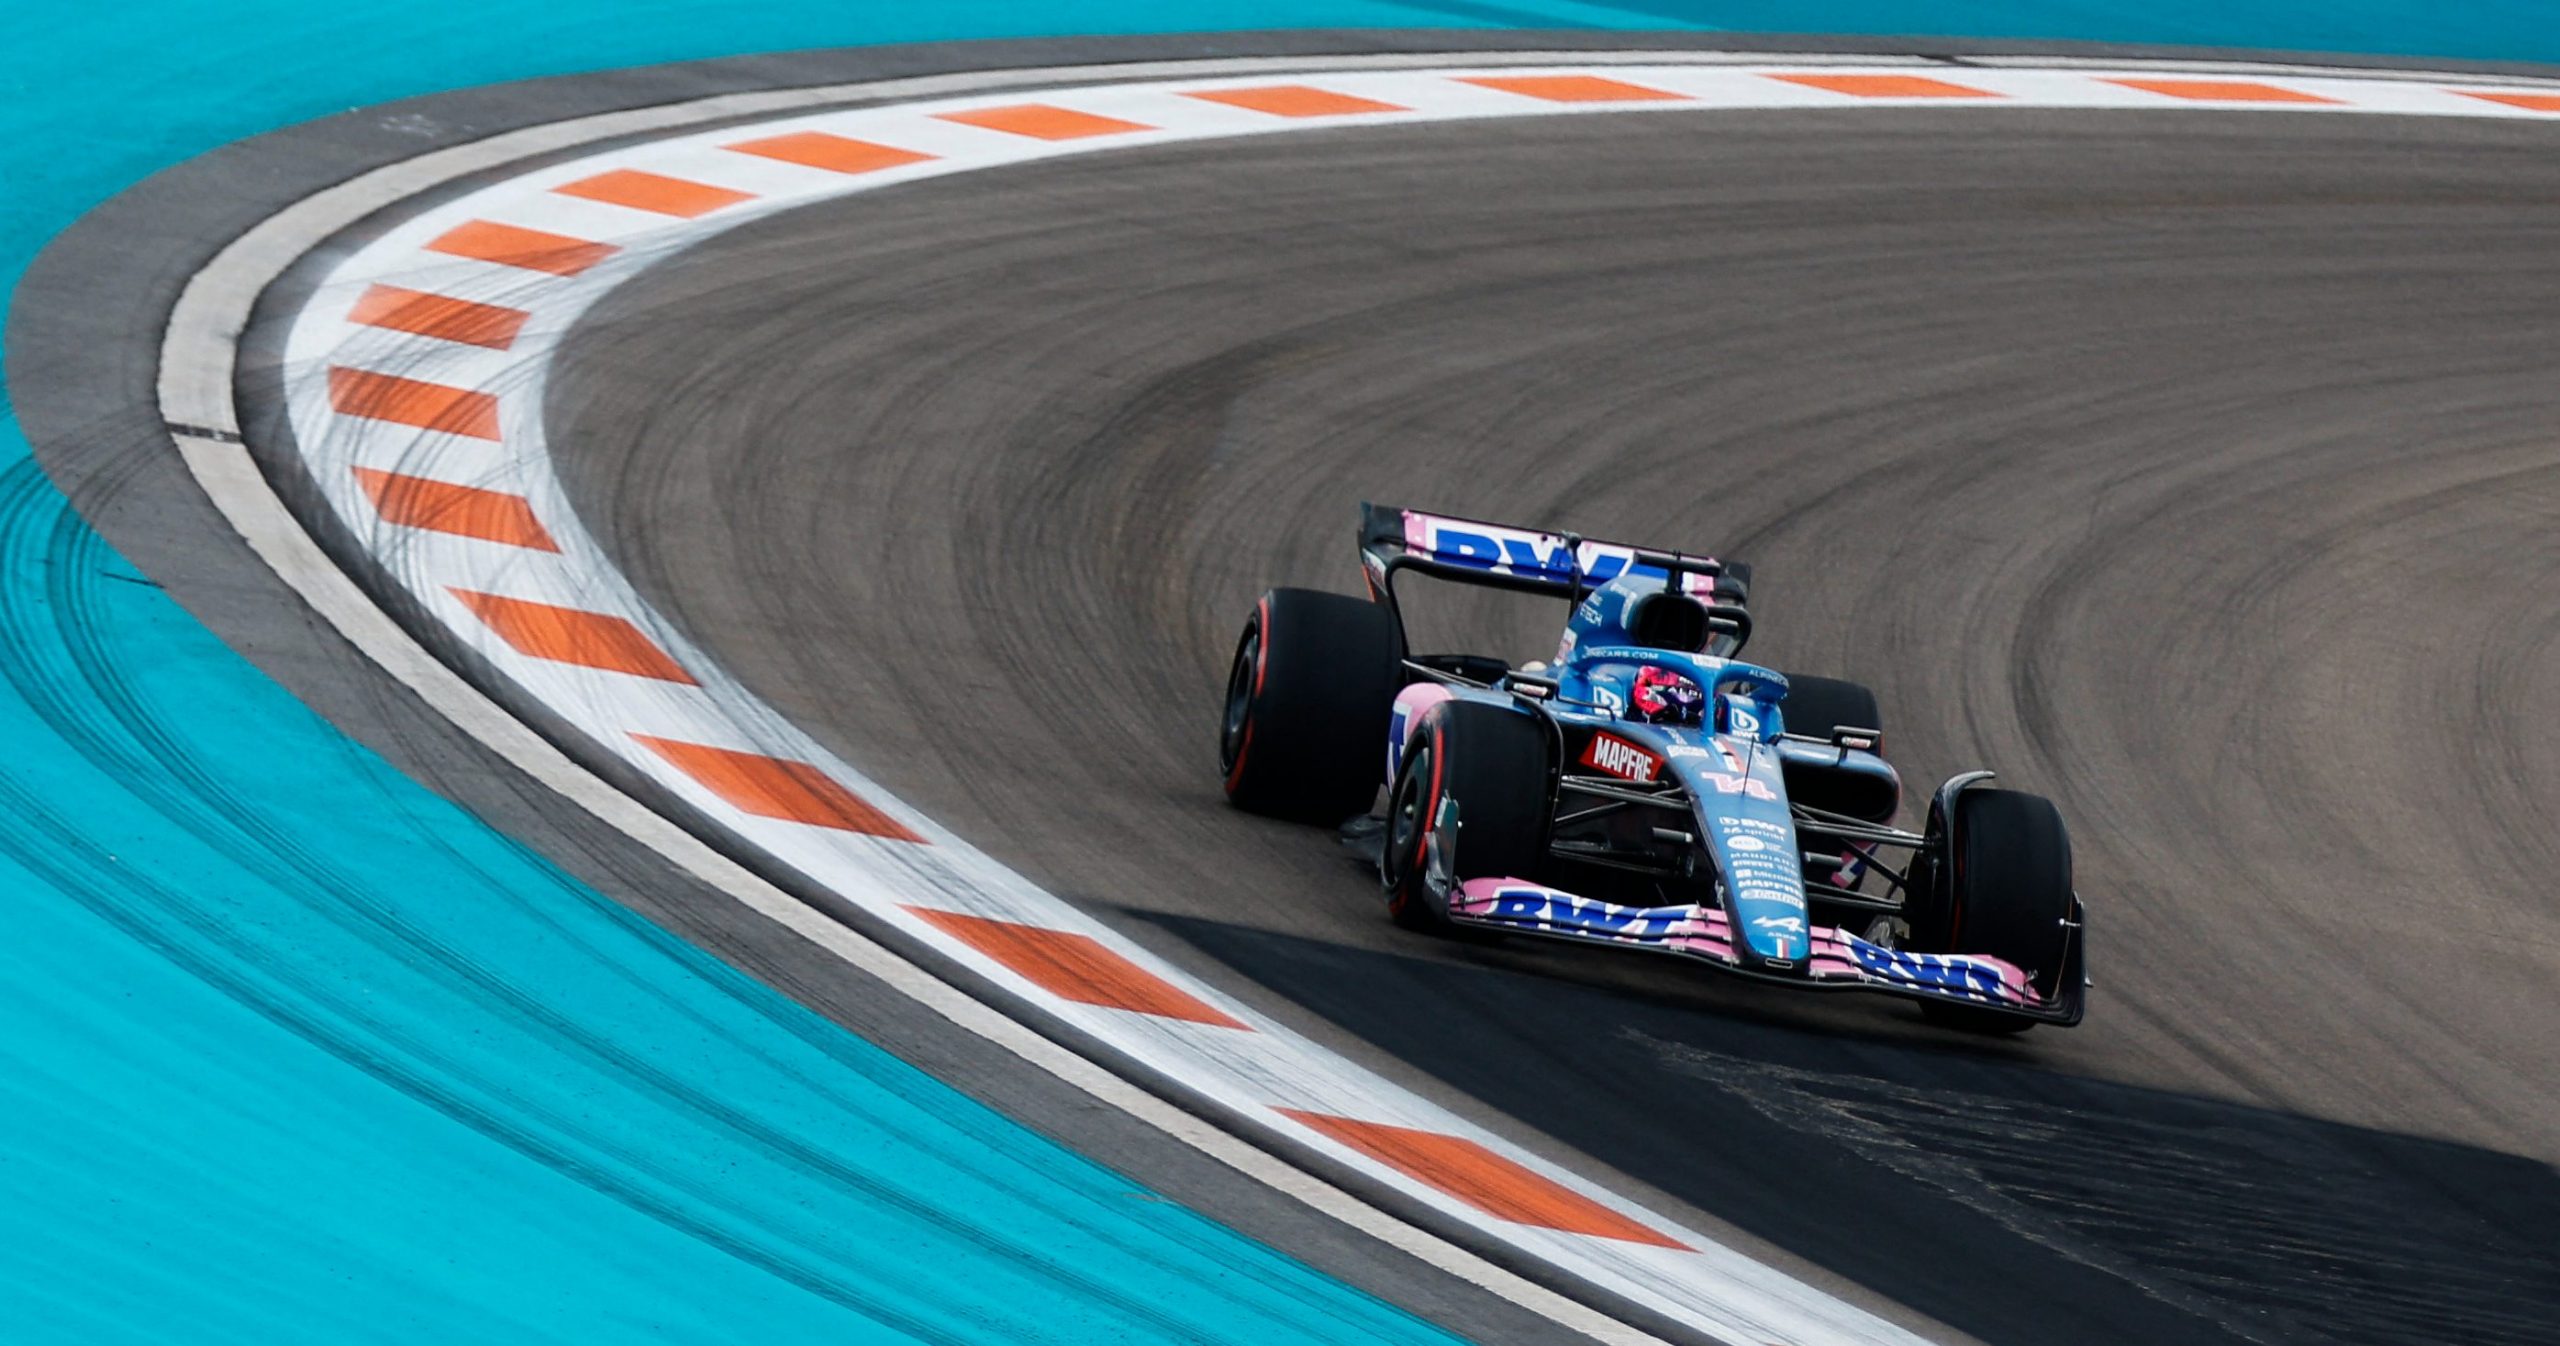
548, 107, 2560, 1345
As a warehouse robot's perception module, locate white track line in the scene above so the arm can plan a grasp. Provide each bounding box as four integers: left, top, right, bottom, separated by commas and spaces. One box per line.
161, 51, 2560, 1346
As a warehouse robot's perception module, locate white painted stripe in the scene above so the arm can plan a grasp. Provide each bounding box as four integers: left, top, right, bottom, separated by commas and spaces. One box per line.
174, 52, 2560, 1346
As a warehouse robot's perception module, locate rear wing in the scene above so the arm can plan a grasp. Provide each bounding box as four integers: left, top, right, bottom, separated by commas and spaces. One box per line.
1358, 502, 1750, 607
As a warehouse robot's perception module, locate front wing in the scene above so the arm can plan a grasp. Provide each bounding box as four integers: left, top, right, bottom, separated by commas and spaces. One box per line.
1449, 879, 2084, 1024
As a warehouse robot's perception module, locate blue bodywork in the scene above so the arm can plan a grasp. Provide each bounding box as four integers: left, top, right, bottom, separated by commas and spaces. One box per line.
1385, 570, 1891, 970
1551, 638, 1812, 968
1366, 503, 2078, 1019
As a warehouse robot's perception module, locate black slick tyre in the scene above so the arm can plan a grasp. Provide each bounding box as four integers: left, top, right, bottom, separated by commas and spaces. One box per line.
1914, 787, 2074, 1034
1220, 588, 1401, 824
1381, 701, 1552, 931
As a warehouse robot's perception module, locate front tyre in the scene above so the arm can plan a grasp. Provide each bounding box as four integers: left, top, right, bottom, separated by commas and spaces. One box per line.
1911, 786, 2075, 1034
1381, 701, 1552, 931
1220, 588, 1402, 824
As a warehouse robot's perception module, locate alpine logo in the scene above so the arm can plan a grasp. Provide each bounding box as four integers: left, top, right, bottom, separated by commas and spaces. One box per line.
1701, 771, 1779, 801
1581, 732, 1661, 784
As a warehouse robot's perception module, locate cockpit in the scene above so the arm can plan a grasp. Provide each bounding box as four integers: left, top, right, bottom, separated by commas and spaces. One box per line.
1554, 574, 1783, 736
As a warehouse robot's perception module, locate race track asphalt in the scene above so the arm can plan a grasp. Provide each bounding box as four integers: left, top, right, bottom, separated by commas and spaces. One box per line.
546, 106, 2560, 1346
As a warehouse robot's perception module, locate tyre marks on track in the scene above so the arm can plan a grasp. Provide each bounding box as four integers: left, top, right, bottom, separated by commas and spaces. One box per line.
1644, 1032, 2560, 1346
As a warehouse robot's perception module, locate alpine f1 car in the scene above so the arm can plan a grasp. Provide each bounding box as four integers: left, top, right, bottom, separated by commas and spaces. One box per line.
1218, 505, 2087, 1031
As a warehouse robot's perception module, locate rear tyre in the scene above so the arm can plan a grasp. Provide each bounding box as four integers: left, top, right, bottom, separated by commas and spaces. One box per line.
1381, 702, 1551, 931
1911, 787, 2074, 1034
1220, 588, 1402, 824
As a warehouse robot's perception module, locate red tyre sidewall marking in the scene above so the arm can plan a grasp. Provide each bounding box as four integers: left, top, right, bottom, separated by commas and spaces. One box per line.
1417, 718, 1448, 896
1386, 717, 1446, 918
1222, 596, 1271, 792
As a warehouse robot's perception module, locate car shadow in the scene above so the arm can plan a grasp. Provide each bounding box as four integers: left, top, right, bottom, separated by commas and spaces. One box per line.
1117, 905, 2560, 1346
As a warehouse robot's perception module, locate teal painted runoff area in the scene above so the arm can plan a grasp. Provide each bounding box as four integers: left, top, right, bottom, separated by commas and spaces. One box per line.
0, 3, 2547, 1343
0, 473, 1462, 1345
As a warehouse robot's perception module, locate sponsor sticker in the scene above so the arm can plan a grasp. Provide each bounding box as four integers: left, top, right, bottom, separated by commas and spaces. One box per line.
1581, 732, 1661, 784
1486, 888, 1683, 940
1409, 514, 1715, 594
1847, 941, 2012, 1000
1700, 771, 1779, 801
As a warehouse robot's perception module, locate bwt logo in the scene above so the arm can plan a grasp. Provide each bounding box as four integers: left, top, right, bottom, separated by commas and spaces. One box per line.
1424, 526, 1655, 585
1581, 732, 1661, 783
1850, 942, 2009, 999
1489, 891, 1682, 939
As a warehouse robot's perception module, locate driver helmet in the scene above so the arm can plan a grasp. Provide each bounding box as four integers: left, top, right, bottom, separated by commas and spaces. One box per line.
1631, 664, 1705, 724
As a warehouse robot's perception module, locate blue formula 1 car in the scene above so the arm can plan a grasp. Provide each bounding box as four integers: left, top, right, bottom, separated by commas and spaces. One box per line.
1219, 505, 2087, 1032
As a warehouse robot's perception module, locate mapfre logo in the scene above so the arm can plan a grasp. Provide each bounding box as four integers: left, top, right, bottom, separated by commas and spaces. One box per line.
1580, 733, 1661, 784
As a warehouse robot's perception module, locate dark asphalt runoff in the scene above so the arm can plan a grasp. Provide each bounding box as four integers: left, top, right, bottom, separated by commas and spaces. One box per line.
547, 107, 2560, 1346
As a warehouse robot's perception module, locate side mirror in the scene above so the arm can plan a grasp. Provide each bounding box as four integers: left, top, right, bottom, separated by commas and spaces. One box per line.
1503, 672, 1560, 703
1633, 548, 1724, 581
1702, 603, 1753, 651
1832, 726, 1883, 753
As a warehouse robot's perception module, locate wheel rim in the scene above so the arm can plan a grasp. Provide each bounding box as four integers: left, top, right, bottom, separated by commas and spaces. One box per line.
1219, 627, 1259, 774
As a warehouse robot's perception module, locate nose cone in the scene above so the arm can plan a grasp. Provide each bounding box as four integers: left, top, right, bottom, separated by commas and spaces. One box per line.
1715, 822, 1810, 968
1675, 743, 1811, 968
